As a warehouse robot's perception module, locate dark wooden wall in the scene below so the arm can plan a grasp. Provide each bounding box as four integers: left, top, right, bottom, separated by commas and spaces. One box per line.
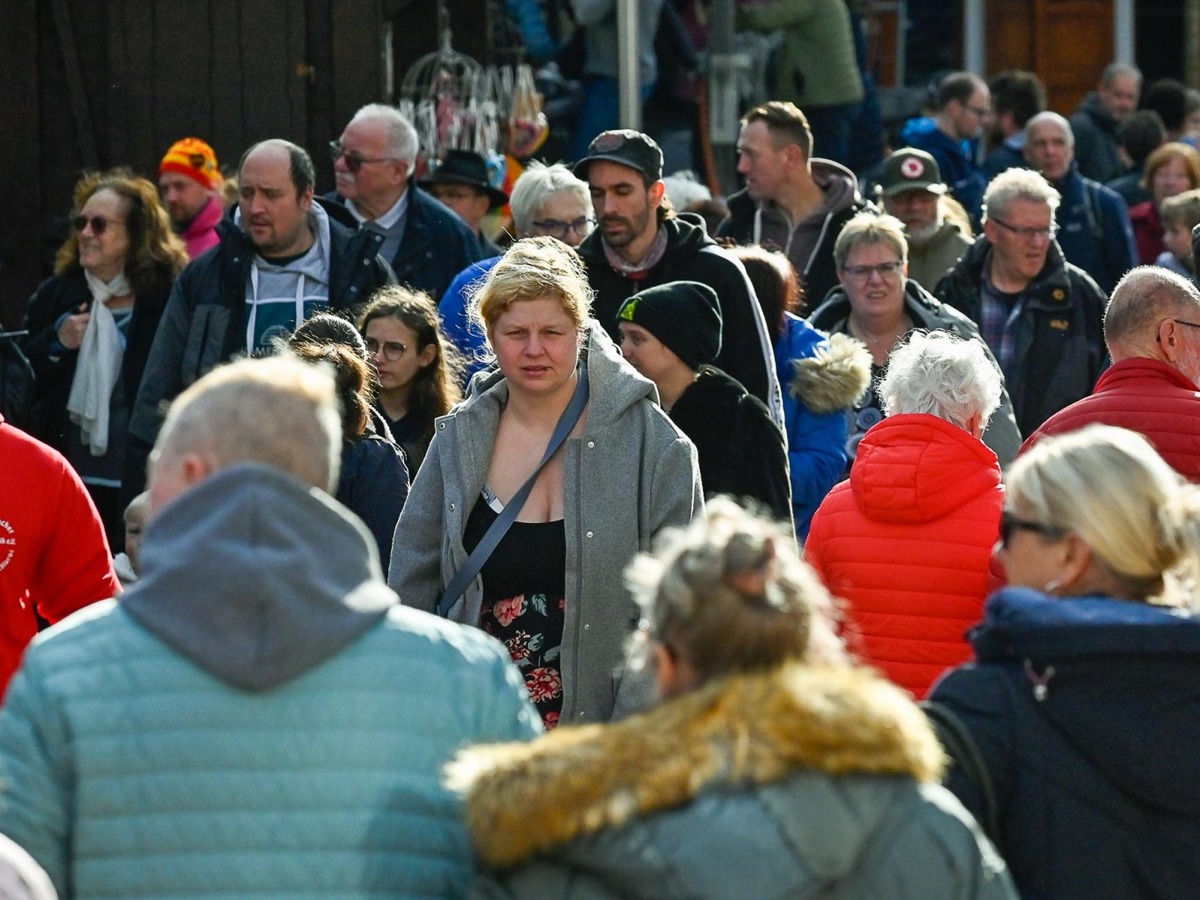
0, 0, 490, 328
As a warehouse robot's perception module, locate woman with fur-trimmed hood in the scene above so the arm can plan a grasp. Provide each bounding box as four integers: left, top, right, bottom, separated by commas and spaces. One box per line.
447, 499, 1018, 899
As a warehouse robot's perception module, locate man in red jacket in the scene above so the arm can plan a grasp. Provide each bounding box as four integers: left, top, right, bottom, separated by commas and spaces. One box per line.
1023, 266, 1200, 480
0, 416, 119, 696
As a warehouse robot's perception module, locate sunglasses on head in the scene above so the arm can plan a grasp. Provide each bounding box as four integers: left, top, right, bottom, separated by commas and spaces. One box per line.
73, 215, 123, 236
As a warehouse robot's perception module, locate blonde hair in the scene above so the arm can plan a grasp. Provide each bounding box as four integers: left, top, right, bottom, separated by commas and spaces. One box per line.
469, 236, 593, 342
833, 211, 909, 269
1159, 187, 1200, 229
626, 497, 848, 684
153, 355, 342, 493
1009, 424, 1200, 607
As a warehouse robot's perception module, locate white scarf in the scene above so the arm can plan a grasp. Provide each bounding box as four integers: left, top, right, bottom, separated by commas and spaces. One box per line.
66, 270, 130, 456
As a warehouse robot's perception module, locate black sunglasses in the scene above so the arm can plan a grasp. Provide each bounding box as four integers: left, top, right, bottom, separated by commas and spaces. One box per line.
999, 511, 1064, 548
329, 141, 398, 174
73, 215, 124, 236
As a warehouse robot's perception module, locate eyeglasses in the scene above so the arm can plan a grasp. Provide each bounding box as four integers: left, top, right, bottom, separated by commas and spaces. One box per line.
531, 216, 595, 240
430, 186, 482, 203
365, 337, 408, 362
842, 260, 904, 281
1155, 317, 1200, 343
73, 215, 125, 235
967, 105, 993, 117
329, 141, 399, 174
999, 511, 1064, 548
990, 217, 1059, 240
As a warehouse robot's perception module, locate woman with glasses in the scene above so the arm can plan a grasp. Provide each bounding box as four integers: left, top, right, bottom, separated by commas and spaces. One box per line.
357, 286, 463, 473
449, 498, 1018, 898
21, 170, 187, 549
929, 424, 1200, 899
389, 237, 701, 729
438, 162, 594, 381
808, 211, 1020, 470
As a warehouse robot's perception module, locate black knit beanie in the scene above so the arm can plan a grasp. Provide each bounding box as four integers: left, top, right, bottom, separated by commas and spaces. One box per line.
616, 281, 723, 370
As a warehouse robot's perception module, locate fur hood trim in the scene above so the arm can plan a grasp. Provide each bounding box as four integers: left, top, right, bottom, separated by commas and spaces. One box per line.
790, 332, 872, 414
447, 664, 944, 869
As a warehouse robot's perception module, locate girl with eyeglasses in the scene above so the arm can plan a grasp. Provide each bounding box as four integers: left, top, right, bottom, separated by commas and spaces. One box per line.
929, 424, 1200, 899
21, 170, 188, 550
357, 286, 463, 474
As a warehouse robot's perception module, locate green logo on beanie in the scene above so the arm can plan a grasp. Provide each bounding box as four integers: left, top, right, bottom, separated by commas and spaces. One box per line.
618, 299, 639, 321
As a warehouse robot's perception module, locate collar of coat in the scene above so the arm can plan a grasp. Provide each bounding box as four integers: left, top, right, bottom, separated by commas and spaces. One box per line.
447, 663, 945, 869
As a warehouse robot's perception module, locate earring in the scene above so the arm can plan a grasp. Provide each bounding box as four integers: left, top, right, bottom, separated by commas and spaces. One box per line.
1042, 578, 1061, 595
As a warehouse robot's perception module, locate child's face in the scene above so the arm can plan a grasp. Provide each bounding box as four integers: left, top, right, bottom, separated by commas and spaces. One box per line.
124, 506, 148, 574
1163, 222, 1193, 263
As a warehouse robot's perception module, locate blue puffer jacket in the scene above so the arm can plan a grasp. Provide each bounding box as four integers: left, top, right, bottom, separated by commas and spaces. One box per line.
0, 464, 540, 898
774, 314, 865, 538
930, 589, 1200, 900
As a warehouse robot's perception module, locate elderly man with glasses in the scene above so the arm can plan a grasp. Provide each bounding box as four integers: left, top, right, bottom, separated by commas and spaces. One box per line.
936, 167, 1109, 436
1021, 266, 1200, 481
328, 103, 484, 299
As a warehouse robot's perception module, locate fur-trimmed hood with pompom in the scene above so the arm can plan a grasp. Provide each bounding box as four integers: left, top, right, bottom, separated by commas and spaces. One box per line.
789, 330, 872, 414
448, 663, 945, 870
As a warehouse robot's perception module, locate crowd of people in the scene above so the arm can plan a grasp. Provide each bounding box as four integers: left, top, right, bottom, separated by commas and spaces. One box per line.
1, 44, 1200, 898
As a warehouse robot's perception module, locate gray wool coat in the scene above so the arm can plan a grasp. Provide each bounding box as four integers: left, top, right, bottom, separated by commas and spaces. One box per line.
388, 324, 703, 724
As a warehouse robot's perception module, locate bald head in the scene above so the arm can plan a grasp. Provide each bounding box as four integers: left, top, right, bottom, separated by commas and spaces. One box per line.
1024, 112, 1075, 182
1104, 267, 1200, 379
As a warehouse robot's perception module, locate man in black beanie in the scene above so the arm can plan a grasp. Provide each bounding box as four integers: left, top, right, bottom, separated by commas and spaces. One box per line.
617, 281, 792, 525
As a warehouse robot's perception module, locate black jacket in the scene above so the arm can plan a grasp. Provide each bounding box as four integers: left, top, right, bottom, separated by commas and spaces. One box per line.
124, 201, 395, 498
669, 365, 791, 522
931, 588, 1200, 899
324, 182, 483, 300
22, 268, 173, 452
934, 238, 1107, 436
577, 215, 778, 413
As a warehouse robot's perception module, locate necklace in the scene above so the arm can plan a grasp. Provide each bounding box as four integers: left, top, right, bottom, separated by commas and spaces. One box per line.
848, 314, 913, 365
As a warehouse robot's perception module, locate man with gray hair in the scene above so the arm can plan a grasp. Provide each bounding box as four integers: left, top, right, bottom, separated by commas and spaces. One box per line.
1023, 266, 1200, 480
936, 167, 1108, 435
1023, 111, 1135, 294
329, 103, 483, 298
0, 355, 540, 898
1071, 62, 1143, 183
125, 138, 395, 500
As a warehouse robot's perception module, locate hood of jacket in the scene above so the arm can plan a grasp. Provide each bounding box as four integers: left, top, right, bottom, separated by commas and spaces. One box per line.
576, 214, 712, 272
787, 329, 872, 414
122, 464, 395, 692
233, 201, 333, 284
447, 663, 944, 869
850, 414, 1001, 524
464, 320, 659, 428
724, 158, 863, 224
971, 587, 1200, 814
1076, 92, 1118, 133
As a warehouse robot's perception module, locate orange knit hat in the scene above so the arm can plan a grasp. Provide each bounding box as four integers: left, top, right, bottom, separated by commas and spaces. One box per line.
159, 138, 222, 190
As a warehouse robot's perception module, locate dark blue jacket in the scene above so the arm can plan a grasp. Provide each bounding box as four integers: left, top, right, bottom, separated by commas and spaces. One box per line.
1051, 165, 1135, 295
930, 588, 1200, 900
325, 182, 483, 300
907, 127, 987, 224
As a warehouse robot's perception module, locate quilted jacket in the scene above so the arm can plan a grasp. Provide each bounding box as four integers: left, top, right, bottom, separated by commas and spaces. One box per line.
805, 414, 1004, 697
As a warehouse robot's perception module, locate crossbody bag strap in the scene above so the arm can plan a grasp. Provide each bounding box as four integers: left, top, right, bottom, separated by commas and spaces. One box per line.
436, 364, 590, 618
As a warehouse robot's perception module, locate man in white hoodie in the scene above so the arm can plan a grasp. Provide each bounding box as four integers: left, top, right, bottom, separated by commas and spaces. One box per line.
124, 139, 395, 498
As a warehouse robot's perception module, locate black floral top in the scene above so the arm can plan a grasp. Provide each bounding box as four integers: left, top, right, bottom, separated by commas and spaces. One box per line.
463, 490, 566, 729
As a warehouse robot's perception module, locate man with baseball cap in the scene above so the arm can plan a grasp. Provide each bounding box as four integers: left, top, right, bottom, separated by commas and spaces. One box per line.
574, 129, 783, 424
159, 137, 225, 258
419, 149, 509, 255
877, 147, 972, 289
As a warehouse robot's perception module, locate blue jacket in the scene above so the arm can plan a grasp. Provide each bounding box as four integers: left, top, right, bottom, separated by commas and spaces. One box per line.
0, 464, 540, 898
774, 313, 858, 537
930, 589, 1200, 900
325, 182, 484, 301
1050, 165, 1135, 295
907, 127, 987, 225
439, 254, 501, 382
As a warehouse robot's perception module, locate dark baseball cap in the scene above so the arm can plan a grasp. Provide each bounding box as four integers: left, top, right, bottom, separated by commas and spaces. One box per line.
878, 148, 947, 197
574, 130, 664, 182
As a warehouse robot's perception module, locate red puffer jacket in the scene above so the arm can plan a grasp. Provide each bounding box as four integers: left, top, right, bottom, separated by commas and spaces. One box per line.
1022, 357, 1200, 482
805, 414, 1004, 697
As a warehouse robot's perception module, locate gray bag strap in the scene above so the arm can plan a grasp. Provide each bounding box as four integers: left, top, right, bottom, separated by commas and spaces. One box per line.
436, 364, 590, 618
